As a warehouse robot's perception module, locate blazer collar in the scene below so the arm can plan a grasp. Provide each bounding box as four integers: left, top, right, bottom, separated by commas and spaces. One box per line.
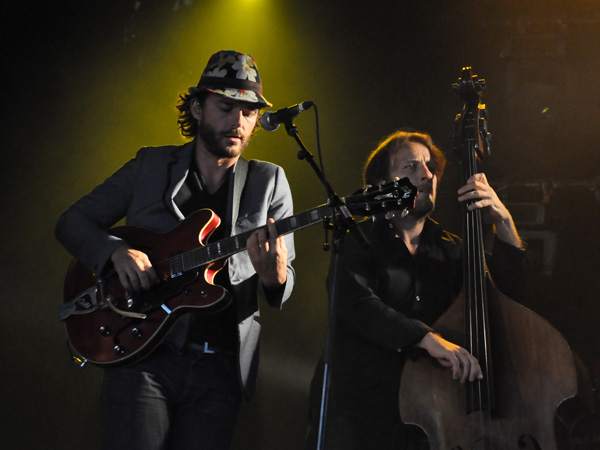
165, 140, 248, 223
165, 140, 196, 220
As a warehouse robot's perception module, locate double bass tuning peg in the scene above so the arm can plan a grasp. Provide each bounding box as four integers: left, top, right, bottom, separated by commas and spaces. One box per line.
452, 67, 486, 98
478, 106, 492, 157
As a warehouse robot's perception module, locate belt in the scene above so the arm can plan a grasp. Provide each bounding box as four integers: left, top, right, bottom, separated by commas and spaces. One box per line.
161, 338, 235, 357
187, 342, 219, 354
183, 341, 236, 357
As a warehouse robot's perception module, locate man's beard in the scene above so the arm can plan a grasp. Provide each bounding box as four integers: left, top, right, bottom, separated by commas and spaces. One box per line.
198, 119, 250, 159
409, 193, 436, 220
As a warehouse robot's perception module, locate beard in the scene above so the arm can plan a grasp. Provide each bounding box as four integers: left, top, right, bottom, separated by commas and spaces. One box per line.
409, 191, 436, 220
197, 119, 250, 159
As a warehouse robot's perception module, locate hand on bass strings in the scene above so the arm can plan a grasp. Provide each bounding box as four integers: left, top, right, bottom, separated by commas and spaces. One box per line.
457, 172, 522, 248
417, 332, 483, 383
246, 218, 288, 289
110, 244, 159, 292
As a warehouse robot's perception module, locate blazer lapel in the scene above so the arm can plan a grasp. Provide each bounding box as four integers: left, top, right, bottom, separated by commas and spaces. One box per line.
164, 140, 196, 220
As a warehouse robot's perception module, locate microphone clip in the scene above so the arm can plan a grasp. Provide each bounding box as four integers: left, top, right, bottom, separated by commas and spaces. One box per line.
260, 101, 314, 132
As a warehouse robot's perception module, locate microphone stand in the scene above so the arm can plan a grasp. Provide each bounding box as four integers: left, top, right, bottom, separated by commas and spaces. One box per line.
282, 119, 368, 450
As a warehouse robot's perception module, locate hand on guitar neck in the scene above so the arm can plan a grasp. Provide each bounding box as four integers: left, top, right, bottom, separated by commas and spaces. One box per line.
246, 218, 288, 289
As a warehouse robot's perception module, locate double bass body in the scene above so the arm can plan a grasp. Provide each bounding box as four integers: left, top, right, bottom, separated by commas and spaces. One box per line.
398, 67, 581, 449
400, 282, 578, 449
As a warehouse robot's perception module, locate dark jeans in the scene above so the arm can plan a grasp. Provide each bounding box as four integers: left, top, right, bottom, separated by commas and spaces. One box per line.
100, 343, 241, 450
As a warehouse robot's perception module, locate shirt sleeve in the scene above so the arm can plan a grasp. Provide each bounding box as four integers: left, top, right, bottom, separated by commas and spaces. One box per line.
333, 228, 433, 353
55, 150, 143, 274
255, 165, 296, 309
487, 236, 528, 303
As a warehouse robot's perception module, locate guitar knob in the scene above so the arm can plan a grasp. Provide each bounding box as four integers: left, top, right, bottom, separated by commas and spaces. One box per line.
113, 345, 126, 355
99, 326, 111, 336
131, 328, 143, 338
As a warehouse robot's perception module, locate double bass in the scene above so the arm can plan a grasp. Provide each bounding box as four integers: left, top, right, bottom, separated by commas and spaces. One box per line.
398, 67, 581, 449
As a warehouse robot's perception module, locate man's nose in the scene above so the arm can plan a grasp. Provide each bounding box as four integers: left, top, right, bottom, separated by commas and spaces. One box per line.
230, 109, 243, 127
421, 165, 433, 181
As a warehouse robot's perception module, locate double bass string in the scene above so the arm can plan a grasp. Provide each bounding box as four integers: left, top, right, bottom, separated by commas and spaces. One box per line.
463, 138, 495, 435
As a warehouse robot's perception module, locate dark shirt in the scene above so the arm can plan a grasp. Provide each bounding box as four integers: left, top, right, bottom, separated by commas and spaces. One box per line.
173, 160, 237, 352
321, 216, 527, 448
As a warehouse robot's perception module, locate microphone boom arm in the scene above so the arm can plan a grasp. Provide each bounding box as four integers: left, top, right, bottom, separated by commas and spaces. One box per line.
279, 109, 368, 450
283, 114, 368, 246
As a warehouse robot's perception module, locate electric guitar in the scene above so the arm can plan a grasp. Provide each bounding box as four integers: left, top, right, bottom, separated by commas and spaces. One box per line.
61, 178, 417, 367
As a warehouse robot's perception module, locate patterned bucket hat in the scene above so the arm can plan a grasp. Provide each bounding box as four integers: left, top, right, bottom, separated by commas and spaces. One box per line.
196, 50, 272, 108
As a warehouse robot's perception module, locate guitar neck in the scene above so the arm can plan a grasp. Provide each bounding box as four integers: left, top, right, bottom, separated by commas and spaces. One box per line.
163, 177, 417, 277
175, 204, 333, 274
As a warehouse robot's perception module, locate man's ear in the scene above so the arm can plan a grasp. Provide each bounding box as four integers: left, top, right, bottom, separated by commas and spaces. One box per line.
191, 99, 202, 120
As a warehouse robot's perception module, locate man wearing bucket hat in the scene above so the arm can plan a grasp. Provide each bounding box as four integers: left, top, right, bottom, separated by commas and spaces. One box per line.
56, 50, 295, 450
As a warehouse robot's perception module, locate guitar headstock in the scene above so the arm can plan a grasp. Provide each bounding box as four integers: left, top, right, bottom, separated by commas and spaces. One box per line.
343, 177, 417, 217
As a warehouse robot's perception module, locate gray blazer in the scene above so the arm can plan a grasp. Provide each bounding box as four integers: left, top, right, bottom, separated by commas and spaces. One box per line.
55, 140, 295, 398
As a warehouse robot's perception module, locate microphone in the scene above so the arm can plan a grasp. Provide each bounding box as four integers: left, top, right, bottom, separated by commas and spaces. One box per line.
260, 101, 314, 132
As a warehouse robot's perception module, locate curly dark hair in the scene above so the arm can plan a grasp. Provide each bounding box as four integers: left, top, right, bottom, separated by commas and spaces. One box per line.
176, 88, 264, 140
363, 130, 447, 186
176, 87, 208, 139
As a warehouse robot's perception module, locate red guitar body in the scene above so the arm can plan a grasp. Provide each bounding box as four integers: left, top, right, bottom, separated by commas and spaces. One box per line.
63, 209, 231, 367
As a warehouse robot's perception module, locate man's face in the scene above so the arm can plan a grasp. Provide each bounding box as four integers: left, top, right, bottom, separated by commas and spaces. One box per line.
196, 94, 259, 159
389, 142, 438, 218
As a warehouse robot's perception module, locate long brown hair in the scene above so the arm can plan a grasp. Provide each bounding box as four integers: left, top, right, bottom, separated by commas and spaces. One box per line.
363, 130, 446, 186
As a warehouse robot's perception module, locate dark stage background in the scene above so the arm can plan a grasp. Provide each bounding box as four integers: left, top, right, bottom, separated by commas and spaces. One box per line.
2, 1, 599, 448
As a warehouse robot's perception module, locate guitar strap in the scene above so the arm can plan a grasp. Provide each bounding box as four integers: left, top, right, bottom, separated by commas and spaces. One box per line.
226, 157, 250, 236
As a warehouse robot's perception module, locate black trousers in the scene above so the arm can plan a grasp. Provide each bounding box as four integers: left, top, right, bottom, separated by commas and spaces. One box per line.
100, 343, 241, 450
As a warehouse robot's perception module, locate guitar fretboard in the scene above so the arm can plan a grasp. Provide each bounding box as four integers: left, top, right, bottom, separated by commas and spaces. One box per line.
160, 177, 416, 279
169, 204, 332, 276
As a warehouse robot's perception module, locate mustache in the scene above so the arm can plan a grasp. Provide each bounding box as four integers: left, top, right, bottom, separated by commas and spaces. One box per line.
223, 128, 242, 138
